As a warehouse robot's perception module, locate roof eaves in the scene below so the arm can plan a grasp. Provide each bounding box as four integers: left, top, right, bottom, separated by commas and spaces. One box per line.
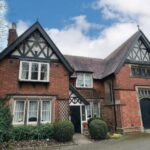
0, 21, 74, 74
69, 84, 89, 105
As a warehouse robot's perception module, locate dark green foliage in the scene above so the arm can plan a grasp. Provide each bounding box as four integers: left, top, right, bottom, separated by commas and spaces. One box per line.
88, 116, 101, 127
53, 121, 74, 142
89, 119, 108, 140
12, 124, 54, 141
0, 97, 12, 144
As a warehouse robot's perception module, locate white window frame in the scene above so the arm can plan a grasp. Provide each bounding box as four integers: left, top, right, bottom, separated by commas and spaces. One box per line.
41, 100, 52, 124
27, 100, 39, 125
13, 100, 26, 125
19, 61, 49, 82
76, 73, 93, 88
86, 102, 100, 121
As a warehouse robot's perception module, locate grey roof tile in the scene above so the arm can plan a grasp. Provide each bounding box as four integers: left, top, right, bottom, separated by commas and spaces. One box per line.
65, 30, 144, 79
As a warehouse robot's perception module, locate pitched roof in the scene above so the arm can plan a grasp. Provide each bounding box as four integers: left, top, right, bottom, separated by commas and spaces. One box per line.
65, 30, 150, 79
65, 55, 105, 79
103, 30, 141, 77
0, 21, 74, 74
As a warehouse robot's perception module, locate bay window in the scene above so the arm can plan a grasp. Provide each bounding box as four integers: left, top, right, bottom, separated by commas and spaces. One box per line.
19, 61, 49, 82
13, 101, 25, 124
28, 101, 39, 124
41, 100, 51, 123
13, 97, 52, 125
76, 73, 93, 88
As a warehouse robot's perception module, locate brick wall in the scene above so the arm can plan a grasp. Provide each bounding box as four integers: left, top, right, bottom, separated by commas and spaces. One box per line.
0, 58, 70, 121
114, 64, 150, 132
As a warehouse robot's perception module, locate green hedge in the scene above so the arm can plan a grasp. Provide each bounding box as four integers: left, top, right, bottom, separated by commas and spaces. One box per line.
12, 124, 54, 141
53, 121, 74, 142
89, 119, 108, 140
0, 97, 12, 144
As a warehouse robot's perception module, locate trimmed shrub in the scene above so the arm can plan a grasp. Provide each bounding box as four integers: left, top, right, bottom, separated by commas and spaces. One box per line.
53, 121, 74, 142
89, 119, 108, 140
12, 124, 54, 141
88, 116, 101, 127
0, 97, 12, 144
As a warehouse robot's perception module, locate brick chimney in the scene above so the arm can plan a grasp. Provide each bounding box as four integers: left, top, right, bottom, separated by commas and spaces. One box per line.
8, 22, 18, 45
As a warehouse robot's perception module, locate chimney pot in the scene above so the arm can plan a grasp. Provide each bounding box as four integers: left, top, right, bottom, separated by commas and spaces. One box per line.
12, 22, 17, 30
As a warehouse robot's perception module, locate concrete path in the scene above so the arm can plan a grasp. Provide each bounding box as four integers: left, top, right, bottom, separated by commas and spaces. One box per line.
73, 134, 92, 145
57, 133, 150, 150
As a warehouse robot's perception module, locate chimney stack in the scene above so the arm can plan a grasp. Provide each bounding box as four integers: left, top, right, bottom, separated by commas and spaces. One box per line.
8, 22, 18, 45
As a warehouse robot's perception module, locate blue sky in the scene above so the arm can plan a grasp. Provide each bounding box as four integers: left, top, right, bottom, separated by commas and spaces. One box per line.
7, 0, 109, 28
2, 0, 150, 58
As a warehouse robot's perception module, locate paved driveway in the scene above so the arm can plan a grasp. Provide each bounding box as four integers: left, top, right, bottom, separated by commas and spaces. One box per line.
57, 133, 150, 150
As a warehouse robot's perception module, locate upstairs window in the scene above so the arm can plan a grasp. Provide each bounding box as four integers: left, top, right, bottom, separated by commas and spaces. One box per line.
19, 61, 49, 82
105, 81, 113, 104
131, 66, 150, 78
76, 73, 93, 88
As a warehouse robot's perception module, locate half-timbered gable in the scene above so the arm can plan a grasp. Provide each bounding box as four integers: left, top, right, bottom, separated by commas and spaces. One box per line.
0, 21, 73, 74
127, 38, 150, 63
11, 30, 58, 60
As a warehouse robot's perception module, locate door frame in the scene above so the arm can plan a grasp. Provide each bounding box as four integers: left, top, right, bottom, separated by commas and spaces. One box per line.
70, 106, 81, 133
135, 86, 150, 132
69, 103, 86, 133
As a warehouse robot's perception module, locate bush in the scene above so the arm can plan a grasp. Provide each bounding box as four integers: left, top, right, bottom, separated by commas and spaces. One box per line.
88, 116, 101, 127
12, 124, 54, 141
0, 97, 12, 144
53, 121, 74, 142
89, 119, 108, 140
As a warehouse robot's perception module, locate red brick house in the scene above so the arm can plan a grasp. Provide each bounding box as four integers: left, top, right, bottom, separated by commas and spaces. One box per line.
1, 21, 150, 133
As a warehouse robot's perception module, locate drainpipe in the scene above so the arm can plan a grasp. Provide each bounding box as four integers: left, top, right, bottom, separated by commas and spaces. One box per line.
112, 79, 117, 132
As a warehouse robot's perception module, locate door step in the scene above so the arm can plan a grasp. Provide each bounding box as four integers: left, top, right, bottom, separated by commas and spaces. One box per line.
144, 129, 150, 133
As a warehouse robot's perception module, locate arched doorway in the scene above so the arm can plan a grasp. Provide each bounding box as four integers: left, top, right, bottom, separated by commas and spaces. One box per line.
140, 98, 150, 129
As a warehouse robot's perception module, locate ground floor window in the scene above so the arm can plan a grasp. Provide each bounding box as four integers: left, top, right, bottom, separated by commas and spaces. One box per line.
13, 101, 25, 124
86, 102, 100, 120
13, 97, 52, 125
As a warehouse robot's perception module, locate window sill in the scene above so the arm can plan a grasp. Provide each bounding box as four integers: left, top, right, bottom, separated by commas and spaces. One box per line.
130, 76, 150, 79
76, 86, 93, 89
18, 79, 49, 83
13, 122, 24, 125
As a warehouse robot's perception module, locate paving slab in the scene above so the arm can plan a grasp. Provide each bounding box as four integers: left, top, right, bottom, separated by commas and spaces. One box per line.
73, 134, 92, 145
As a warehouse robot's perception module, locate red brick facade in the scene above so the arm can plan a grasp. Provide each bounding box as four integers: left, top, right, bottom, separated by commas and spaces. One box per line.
98, 63, 150, 133
1, 22, 149, 134
0, 57, 70, 121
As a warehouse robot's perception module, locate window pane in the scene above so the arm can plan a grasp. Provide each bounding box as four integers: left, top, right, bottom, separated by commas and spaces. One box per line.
76, 74, 84, 87
14, 101, 24, 123
93, 103, 99, 117
21, 62, 29, 79
40, 64, 48, 80
42, 101, 51, 122
86, 105, 92, 119
31, 63, 39, 80
82, 106, 86, 121
85, 74, 92, 87
28, 101, 38, 122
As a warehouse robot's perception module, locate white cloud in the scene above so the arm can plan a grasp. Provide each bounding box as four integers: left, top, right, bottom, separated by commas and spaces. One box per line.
4, 0, 150, 58
16, 20, 30, 35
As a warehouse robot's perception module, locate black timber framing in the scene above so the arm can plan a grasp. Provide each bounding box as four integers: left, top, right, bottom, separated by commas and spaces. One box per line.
0, 21, 74, 74
69, 84, 89, 105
